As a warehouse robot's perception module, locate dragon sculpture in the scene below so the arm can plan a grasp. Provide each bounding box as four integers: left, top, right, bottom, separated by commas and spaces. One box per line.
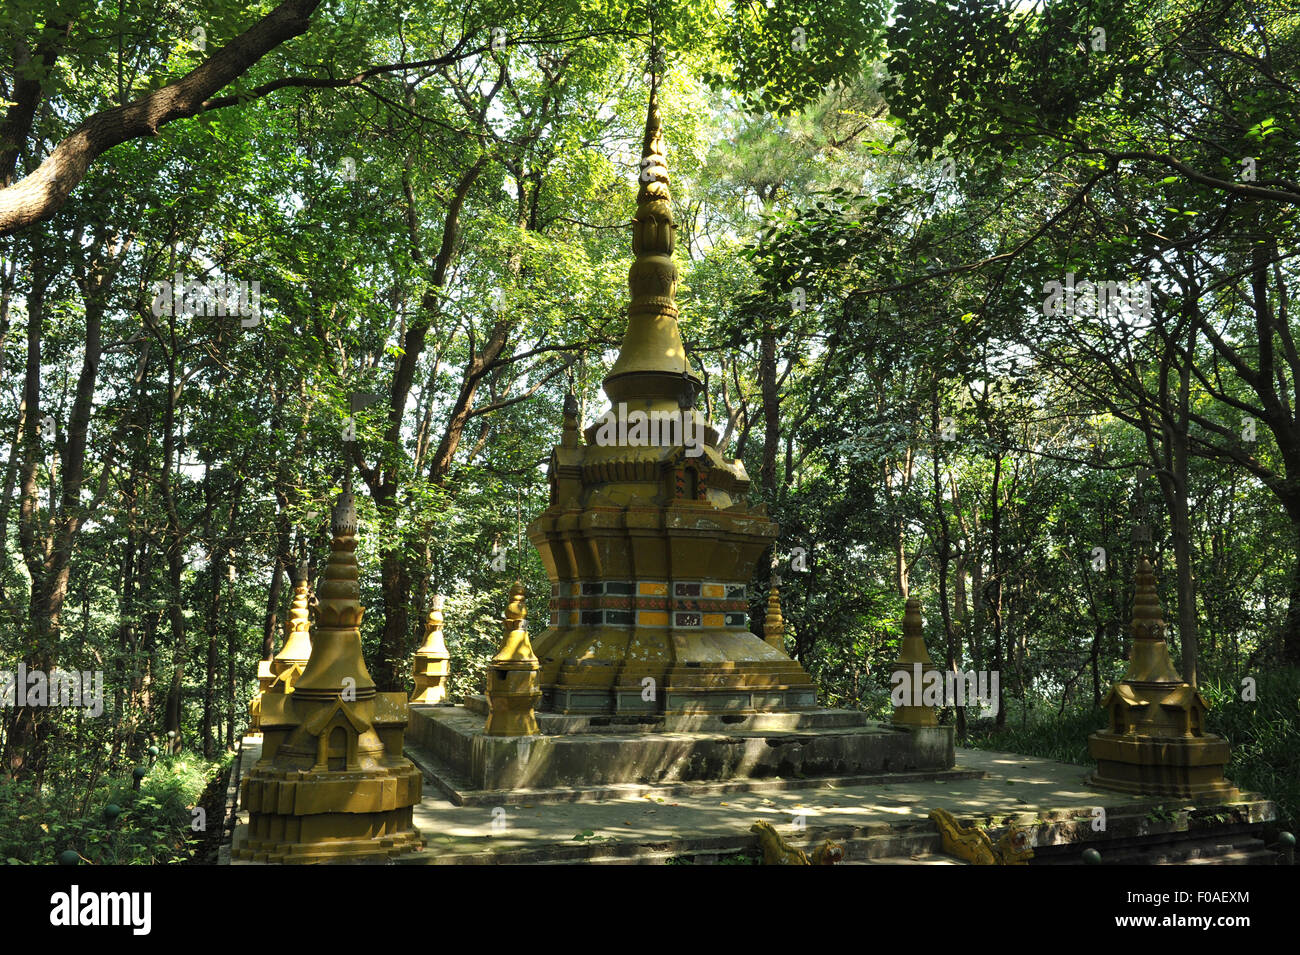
751, 820, 843, 865
929, 807, 1034, 865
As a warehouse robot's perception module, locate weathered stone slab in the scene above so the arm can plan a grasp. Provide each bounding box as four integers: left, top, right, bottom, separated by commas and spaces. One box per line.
408, 703, 955, 793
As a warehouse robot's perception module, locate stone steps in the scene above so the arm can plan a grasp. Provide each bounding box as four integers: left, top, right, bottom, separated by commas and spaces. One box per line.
1023, 800, 1277, 864
395, 820, 941, 865
406, 703, 959, 793
459, 695, 874, 733
404, 740, 983, 807
1033, 834, 1276, 865
393, 792, 1280, 865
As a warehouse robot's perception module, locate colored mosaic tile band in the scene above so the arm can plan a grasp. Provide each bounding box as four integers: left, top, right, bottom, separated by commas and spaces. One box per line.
548, 580, 749, 629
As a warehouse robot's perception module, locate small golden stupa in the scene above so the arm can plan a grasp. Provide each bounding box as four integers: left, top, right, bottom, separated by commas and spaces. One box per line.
236, 477, 423, 862
526, 86, 815, 714
410, 595, 450, 704
1087, 557, 1237, 799
890, 597, 939, 727
762, 584, 785, 653
248, 560, 313, 732
484, 581, 541, 736
269, 559, 313, 694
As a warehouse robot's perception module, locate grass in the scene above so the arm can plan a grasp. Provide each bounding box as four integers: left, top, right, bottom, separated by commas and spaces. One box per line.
1202, 668, 1300, 830
965, 700, 1107, 766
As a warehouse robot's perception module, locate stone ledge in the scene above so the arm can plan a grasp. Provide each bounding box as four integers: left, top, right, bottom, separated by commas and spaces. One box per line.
405, 740, 983, 806
409, 703, 955, 791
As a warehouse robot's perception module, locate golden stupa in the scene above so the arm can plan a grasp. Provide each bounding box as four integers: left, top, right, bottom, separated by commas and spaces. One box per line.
526, 87, 815, 715
248, 560, 313, 732
1087, 557, 1237, 799
236, 478, 423, 862
484, 581, 541, 736
410, 595, 450, 704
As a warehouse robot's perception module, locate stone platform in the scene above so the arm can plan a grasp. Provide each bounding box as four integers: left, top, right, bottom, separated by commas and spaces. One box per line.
221, 742, 1280, 864
407, 701, 960, 799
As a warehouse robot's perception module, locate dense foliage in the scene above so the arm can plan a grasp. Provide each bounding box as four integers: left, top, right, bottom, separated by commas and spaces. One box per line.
1, 0, 1296, 841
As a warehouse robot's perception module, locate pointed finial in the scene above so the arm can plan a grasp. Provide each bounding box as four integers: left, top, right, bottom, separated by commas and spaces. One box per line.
638, 89, 669, 210
331, 482, 357, 538
1122, 556, 1182, 683
601, 86, 700, 403
272, 553, 314, 679
417, 593, 445, 646
561, 389, 581, 449
506, 580, 526, 630
291, 479, 374, 698
1131, 556, 1166, 641
763, 584, 785, 651
411, 593, 450, 704
904, 596, 924, 641
492, 581, 535, 664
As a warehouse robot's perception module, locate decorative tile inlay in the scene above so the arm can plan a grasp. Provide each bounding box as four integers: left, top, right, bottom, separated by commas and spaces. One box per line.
547, 580, 749, 630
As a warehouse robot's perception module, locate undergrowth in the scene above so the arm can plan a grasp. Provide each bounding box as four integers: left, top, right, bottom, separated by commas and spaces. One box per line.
0, 753, 229, 865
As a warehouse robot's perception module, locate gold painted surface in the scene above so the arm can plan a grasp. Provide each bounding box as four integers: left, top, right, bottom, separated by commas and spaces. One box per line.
411, 595, 450, 704
524, 88, 814, 713
891, 597, 940, 727
1087, 558, 1238, 799
485, 582, 541, 736
762, 586, 785, 652
929, 808, 1033, 865
236, 485, 422, 863
249, 562, 313, 732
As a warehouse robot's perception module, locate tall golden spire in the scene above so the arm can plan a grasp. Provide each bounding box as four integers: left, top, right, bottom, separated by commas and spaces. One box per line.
1122, 557, 1183, 683
291, 480, 376, 701
602, 87, 701, 405
273, 559, 313, 673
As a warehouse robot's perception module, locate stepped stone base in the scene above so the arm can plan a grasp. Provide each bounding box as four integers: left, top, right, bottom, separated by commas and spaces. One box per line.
1087, 732, 1240, 800
408, 701, 955, 794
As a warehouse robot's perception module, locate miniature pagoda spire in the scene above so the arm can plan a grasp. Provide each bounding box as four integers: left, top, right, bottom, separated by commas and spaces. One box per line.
291, 477, 376, 702
410, 594, 450, 704
269, 559, 313, 691
484, 581, 540, 736
1123, 556, 1182, 683
1087, 556, 1237, 798
763, 584, 785, 652
891, 596, 939, 727
237, 473, 423, 862
601, 86, 701, 405
561, 388, 581, 449
249, 559, 314, 733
